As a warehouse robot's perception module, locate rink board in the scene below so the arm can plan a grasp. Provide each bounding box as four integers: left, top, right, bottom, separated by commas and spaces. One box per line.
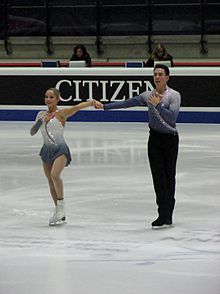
0, 67, 220, 123
0, 108, 220, 123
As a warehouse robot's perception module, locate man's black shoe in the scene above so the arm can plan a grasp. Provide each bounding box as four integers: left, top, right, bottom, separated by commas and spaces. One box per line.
151, 217, 173, 229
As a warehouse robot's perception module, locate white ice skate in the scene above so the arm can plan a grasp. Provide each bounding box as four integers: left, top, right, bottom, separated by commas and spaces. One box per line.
49, 200, 66, 226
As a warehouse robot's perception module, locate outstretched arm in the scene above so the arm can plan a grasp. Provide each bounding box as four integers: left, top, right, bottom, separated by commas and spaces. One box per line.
94, 95, 147, 110
95, 95, 147, 110
58, 100, 95, 120
105, 96, 146, 110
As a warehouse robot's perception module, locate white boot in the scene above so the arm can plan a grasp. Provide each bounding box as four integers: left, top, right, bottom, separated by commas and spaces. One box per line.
49, 200, 66, 226
57, 199, 65, 221
49, 207, 57, 226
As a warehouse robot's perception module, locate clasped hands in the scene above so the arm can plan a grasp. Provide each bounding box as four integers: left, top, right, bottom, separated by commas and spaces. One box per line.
91, 99, 104, 109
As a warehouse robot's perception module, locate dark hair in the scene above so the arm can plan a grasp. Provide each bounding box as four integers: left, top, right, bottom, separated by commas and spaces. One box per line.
73, 44, 87, 55
153, 64, 170, 76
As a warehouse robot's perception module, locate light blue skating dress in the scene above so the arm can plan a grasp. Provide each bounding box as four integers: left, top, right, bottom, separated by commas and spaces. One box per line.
39, 113, 71, 166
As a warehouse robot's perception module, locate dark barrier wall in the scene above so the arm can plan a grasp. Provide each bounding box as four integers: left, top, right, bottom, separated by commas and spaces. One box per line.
0, 67, 220, 107
0, 67, 220, 123
0, 1, 220, 38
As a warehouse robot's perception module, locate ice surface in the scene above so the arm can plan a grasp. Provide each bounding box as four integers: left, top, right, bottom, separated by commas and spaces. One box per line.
0, 122, 220, 294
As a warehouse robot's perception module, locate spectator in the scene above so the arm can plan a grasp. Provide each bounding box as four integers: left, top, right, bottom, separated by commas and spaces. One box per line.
70, 44, 92, 67
144, 43, 174, 67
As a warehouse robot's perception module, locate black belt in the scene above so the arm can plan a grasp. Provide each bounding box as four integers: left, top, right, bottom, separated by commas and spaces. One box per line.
149, 126, 178, 136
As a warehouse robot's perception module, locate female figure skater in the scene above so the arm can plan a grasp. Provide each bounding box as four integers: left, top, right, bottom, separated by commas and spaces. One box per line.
30, 88, 95, 226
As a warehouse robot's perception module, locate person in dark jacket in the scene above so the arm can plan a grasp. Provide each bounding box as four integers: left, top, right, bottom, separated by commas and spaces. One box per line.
144, 43, 174, 67
70, 44, 91, 67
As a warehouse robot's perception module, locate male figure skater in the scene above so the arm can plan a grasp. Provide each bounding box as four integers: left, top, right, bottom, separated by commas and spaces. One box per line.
95, 64, 181, 229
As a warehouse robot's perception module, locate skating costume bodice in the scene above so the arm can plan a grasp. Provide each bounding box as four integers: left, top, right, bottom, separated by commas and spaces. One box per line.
39, 112, 71, 166
41, 114, 65, 146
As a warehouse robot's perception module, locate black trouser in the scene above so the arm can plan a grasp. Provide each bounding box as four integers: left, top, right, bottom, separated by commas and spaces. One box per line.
148, 128, 179, 220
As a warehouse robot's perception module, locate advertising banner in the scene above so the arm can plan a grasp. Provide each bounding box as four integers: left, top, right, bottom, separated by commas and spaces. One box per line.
0, 73, 220, 107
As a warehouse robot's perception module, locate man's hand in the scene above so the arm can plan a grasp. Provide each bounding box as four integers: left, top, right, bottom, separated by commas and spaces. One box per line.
148, 94, 162, 107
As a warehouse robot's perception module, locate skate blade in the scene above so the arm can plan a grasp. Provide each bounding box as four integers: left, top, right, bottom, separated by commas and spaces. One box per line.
152, 224, 173, 230
49, 219, 67, 226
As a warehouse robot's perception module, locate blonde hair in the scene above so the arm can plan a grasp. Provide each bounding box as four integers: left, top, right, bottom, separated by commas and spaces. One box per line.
152, 43, 169, 60
46, 88, 60, 98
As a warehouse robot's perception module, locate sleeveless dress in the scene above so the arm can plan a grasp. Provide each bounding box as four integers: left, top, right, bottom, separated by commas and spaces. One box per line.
39, 113, 71, 166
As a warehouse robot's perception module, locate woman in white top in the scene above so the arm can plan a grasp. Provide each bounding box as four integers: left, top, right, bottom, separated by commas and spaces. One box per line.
30, 88, 95, 226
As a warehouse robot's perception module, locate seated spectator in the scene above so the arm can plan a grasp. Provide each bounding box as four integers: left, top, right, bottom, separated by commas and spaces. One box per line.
144, 43, 174, 67
70, 44, 91, 67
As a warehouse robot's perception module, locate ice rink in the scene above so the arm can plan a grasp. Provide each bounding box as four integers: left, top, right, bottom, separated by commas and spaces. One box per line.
0, 121, 220, 294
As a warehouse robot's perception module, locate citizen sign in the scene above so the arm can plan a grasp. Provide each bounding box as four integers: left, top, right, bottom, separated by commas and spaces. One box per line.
55, 79, 154, 102
0, 72, 220, 106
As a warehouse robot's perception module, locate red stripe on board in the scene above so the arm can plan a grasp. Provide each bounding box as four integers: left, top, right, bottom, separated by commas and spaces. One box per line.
0, 61, 219, 67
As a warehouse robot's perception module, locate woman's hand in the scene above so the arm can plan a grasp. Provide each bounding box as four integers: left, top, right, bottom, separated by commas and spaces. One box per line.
44, 112, 55, 123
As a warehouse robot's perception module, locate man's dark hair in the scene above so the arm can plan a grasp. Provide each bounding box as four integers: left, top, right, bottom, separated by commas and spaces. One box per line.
154, 64, 170, 76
